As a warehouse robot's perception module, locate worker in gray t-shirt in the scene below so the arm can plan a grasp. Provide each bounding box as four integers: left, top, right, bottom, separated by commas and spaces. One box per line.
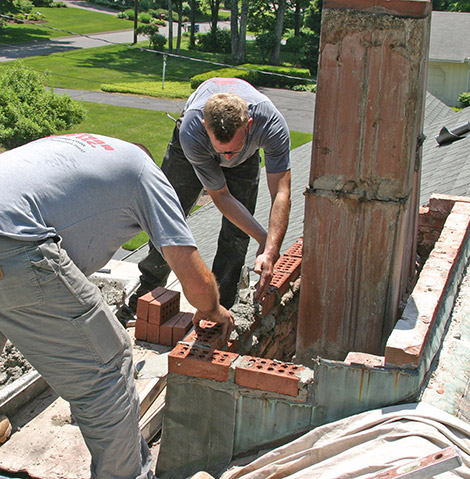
134, 77, 291, 309
0, 133, 233, 479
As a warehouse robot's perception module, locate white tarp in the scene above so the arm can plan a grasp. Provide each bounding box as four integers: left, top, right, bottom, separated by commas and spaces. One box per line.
219, 402, 470, 479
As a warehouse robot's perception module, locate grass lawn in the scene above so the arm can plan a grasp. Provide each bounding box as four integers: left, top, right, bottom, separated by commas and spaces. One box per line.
0, 41, 230, 91
56, 101, 179, 166
0, 7, 134, 44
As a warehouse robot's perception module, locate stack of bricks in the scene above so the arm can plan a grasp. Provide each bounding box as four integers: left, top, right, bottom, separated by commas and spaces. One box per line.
167, 238, 308, 398
135, 286, 193, 347
259, 237, 303, 317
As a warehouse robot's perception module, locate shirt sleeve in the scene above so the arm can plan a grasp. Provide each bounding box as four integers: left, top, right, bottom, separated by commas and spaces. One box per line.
254, 101, 291, 174
130, 159, 196, 249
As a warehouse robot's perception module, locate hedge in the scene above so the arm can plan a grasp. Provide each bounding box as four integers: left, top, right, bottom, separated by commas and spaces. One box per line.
190, 64, 314, 90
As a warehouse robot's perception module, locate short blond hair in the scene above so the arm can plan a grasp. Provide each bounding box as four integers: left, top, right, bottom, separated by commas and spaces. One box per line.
203, 93, 250, 143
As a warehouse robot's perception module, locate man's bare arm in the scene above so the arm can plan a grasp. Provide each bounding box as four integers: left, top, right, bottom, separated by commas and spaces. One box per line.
161, 245, 234, 342
254, 170, 291, 299
206, 185, 267, 245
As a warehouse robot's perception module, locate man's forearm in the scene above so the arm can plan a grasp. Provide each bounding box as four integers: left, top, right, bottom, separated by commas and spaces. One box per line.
265, 170, 292, 259
161, 245, 219, 314
161, 245, 234, 341
266, 190, 290, 256
207, 186, 267, 245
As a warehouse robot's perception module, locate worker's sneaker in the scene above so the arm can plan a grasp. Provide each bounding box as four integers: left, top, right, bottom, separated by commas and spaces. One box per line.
116, 304, 136, 326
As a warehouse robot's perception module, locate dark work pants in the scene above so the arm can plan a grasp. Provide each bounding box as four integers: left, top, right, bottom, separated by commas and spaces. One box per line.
135, 124, 260, 309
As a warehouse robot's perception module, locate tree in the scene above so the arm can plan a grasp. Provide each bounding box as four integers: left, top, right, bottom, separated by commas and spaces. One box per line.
231, 0, 248, 64
0, 0, 15, 14
290, 0, 310, 36
269, 0, 287, 65
188, 0, 198, 49
207, 0, 220, 34
448, 0, 470, 10
168, 0, 173, 52
174, 0, 183, 53
0, 63, 85, 149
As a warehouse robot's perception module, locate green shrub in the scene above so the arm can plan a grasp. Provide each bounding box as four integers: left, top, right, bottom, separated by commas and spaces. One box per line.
297, 30, 320, 76
292, 83, 316, 93
13, 0, 33, 14
32, 0, 54, 5
0, 63, 85, 149
52, 1, 67, 7
100, 80, 192, 98
458, 91, 470, 108
149, 8, 167, 19
27, 11, 43, 20
149, 15, 165, 26
13, 13, 26, 21
190, 64, 313, 90
255, 32, 277, 64
139, 11, 152, 23
196, 28, 231, 53
123, 8, 135, 20
149, 32, 166, 50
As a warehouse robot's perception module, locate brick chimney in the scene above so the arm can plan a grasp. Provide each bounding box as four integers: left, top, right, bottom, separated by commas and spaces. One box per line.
296, 0, 431, 363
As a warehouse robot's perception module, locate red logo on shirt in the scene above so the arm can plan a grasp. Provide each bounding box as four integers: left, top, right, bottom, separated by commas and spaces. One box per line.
61, 133, 115, 151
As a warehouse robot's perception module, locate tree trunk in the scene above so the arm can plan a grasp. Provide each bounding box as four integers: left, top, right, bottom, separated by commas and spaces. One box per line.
269, 0, 286, 65
133, 0, 138, 44
168, 0, 173, 53
209, 0, 220, 34
230, 0, 248, 64
294, 0, 302, 36
189, 0, 197, 49
176, 0, 183, 53
230, 0, 239, 62
237, 0, 248, 63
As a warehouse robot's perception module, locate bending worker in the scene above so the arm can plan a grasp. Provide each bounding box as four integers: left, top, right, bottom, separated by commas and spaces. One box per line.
0, 133, 233, 479
134, 77, 292, 310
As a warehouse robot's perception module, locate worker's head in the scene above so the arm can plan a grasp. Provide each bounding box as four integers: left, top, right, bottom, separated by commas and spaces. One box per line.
203, 93, 253, 160
132, 143, 154, 161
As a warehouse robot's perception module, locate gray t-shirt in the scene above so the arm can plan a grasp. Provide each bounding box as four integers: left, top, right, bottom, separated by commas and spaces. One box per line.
179, 78, 291, 191
0, 133, 195, 276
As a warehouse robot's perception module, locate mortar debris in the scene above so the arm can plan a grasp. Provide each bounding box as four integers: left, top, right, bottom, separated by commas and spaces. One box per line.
0, 341, 33, 388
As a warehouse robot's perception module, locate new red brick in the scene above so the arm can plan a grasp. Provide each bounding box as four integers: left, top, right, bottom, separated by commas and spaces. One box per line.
148, 290, 180, 325
270, 271, 292, 297
135, 318, 148, 341
284, 240, 303, 258
274, 256, 302, 281
159, 313, 183, 346
172, 312, 194, 344
168, 343, 238, 381
260, 289, 278, 317
136, 287, 167, 321
146, 322, 160, 344
183, 320, 225, 349
235, 356, 304, 397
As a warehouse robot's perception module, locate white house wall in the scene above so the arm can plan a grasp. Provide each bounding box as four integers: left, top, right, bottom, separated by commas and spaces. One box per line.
428, 61, 470, 107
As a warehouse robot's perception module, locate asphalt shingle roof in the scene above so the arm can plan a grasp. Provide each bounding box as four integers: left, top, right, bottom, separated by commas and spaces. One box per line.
421, 105, 470, 205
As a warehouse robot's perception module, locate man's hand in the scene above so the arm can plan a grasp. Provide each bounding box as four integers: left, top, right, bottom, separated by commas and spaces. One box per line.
192, 305, 234, 344
254, 248, 278, 300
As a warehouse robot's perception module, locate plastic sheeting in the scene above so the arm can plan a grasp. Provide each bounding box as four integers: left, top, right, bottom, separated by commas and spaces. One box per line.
219, 402, 470, 479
